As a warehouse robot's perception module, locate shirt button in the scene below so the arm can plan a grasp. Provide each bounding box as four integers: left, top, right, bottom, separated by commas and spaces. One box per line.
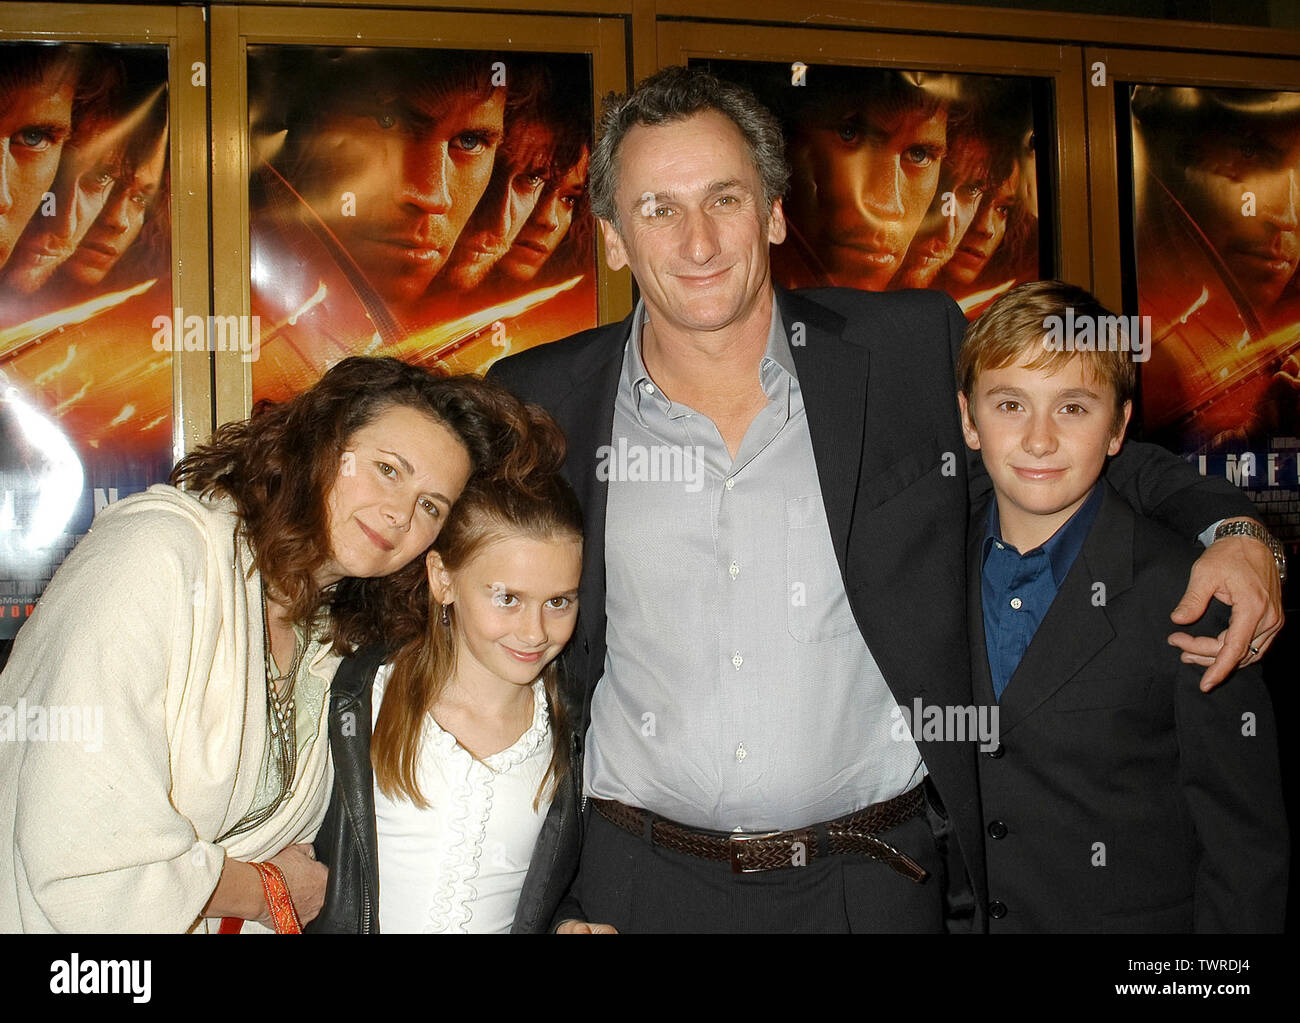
731, 652, 743, 669
728, 561, 740, 579
1010, 597, 1022, 610
735, 742, 747, 762
995, 542, 1005, 550
725, 478, 735, 490
642, 382, 655, 394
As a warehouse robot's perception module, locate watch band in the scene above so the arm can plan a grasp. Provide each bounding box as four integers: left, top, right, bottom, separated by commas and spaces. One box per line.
1213, 520, 1288, 584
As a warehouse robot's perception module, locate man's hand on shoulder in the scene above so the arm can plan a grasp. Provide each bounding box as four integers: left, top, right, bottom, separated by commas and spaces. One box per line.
1168, 517, 1285, 691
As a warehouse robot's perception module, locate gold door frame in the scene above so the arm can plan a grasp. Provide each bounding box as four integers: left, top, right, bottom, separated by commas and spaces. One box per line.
651, 0, 1295, 54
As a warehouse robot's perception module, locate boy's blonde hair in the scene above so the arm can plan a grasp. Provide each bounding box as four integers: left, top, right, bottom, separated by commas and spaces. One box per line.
957, 280, 1136, 431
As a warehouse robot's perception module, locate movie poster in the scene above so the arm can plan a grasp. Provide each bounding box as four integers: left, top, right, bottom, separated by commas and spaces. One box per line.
0, 42, 173, 641
698, 60, 1049, 318
246, 46, 597, 402
1128, 85, 1300, 546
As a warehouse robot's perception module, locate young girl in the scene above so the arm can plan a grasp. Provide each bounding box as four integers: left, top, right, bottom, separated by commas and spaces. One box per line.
311, 434, 590, 933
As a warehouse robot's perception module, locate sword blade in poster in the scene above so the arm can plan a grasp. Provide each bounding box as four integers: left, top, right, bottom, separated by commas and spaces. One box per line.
0, 279, 157, 360
957, 279, 1017, 318
255, 275, 581, 374
401, 276, 582, 362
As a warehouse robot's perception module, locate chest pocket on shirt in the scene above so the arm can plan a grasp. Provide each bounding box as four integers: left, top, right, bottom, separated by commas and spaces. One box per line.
787, 494, 859, 643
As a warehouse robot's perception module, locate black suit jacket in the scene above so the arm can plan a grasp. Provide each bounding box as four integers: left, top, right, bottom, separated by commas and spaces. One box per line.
970, 483, 1288, 932
487, 285, 1260, 931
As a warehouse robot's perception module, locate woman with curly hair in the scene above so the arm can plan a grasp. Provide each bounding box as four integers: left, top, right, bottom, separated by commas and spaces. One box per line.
0, 356, 544, 933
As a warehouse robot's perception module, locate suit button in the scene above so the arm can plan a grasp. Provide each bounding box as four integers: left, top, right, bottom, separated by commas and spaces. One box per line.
986, 742, 1004, 758
989, 901, 1007, 919
987, 820, 1008, 839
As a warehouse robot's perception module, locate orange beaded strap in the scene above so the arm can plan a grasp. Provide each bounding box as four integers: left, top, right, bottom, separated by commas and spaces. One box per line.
218, 861, 302, 934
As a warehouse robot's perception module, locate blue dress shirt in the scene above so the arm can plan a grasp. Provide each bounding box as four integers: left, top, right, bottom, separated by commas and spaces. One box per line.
981, 484, 1104, 701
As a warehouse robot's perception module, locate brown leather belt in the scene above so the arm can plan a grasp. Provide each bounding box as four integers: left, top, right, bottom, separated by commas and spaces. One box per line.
591, 785, 928, 881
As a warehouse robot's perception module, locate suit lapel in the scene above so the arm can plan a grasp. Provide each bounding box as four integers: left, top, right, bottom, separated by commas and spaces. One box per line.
967, 510, 998, 707
552, 314, 629, 675
780, 288, 868, 571
996, 484, 1135, 732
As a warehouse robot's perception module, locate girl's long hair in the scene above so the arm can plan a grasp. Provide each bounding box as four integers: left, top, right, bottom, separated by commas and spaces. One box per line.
171, 356, 543, 637
371, 441, 581, 811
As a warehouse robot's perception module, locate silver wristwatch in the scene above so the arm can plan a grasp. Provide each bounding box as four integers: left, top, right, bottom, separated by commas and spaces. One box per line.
1213, 519, 1287, 584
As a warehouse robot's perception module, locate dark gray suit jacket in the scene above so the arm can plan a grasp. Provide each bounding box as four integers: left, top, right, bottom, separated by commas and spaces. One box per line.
970, 482, 1287, 932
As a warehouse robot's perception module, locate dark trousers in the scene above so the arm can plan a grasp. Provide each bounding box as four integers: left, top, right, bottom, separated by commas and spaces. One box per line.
571, 797, 949, 933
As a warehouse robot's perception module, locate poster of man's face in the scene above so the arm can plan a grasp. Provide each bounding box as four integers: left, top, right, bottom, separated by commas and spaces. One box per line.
1129, 84, 1300, 544
0, 51, 77, 272
247, 47, 596, 402
699, 61, 1046, 317
0, 42, 173, 638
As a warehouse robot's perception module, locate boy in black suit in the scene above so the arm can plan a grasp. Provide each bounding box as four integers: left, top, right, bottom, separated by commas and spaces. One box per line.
957, 280, 1288, 932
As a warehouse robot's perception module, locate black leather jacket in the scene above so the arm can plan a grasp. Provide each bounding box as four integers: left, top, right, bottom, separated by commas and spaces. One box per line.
308, 644, 583, 933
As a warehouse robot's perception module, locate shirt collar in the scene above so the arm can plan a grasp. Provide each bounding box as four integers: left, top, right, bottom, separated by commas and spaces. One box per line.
623, 297, 796, 422
764, 295, 798, 382
983, 482, 1104, 586
623, 302, 659, 422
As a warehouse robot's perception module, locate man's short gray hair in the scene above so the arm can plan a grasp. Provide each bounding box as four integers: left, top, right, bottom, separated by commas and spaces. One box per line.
589, 65, 790, 226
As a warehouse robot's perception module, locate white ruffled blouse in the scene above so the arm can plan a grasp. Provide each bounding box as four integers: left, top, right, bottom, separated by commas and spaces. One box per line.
371, 664, 554, 933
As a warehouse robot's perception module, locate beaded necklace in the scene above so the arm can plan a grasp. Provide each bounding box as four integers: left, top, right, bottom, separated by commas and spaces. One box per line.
217, 578, 306, 843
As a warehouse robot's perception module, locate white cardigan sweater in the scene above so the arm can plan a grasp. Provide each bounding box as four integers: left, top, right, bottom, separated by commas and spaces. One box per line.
0, 485, 340, 932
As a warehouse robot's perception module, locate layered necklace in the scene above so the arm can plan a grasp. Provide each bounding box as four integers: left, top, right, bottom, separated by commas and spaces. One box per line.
218, 580, 307, 842
261, 585, 306, 802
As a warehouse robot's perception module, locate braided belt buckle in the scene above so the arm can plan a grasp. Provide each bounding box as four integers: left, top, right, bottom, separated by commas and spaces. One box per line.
728, 830, 792, 874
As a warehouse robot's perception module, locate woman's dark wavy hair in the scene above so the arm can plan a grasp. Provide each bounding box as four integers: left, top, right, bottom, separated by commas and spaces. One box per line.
171, 357, 552, 647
